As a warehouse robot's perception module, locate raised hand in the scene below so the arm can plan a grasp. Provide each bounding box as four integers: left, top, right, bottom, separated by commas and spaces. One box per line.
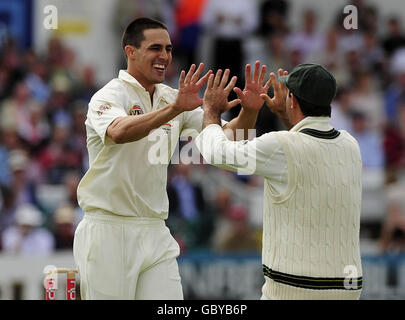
260, 68, 289, 116
173, 63, 212, 112
233, 61, 269, 113
202, 69, 241, 115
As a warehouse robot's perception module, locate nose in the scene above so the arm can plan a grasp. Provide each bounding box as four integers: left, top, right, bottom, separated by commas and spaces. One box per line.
159, 49, 169, 61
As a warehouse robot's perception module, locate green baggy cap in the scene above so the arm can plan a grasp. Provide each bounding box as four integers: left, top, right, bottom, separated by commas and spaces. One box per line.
279, 63, 337, 107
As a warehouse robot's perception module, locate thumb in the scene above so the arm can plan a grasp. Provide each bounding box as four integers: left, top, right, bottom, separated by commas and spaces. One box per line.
233, 87, 244, 100
226, 99, 241, 111
260, 93, 273, 107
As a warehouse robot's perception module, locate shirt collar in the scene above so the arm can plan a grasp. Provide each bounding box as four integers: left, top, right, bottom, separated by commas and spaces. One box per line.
118, 70, 146, 89
290, 116, 333, 132
118, 70, 168, 103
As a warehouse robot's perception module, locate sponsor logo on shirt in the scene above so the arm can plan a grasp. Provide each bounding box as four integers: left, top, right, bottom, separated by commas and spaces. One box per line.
97, 104, 112, 116
129, 105, 144, 115
161, 122, 172, 134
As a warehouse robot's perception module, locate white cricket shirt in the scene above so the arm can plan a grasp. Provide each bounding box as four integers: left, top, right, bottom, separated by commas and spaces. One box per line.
77, 70, 212, 219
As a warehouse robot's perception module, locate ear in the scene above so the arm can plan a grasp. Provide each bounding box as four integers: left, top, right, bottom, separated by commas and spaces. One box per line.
291, 93, 298, 109
124, 45, 136, 60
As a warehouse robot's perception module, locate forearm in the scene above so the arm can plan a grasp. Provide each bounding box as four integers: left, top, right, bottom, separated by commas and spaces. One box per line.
107, 104, 182, 143
223, 108, 258, 140
202, 109, 222, 129
195, 124, 261, 176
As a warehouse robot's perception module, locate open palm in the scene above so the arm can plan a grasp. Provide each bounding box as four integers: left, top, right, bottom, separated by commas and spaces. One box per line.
175, 63, 211, 112
234, 61, 270, 112
260, 68, 289, 115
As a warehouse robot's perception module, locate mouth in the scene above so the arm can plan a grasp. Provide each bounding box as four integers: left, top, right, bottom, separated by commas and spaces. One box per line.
152, 63, 166, 73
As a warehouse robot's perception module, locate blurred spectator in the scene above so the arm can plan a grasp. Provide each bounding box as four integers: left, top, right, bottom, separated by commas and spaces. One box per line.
385, 49, 405, 121
201, 0, 258, 119
210, 188, 233, 249
45, 89, 72, 129
0, 133, 12, 186
167, 162, 213, 251
285, 47, 303, 71
383, 101, 405, 181
382, 16, 405, 58
174, 0, 207, 71
53, 204, 75, 250
331, 87, 353, 131
0, 185, 17, 247
0, 82, 47, 151
264, 32, 288, 75
1, 203, 54, 255
212, 204, 258, 253
69, 101, 88, 173
8, 149, 38, 206
344, 49, 366, 79
361, 32, 386, 75
18, 103, 50, 153
38, 123, 82, 184
0, 38, 26, 92
0, 67, 11, 100
62, 170, 84, 226
379, 181, 405, 253
257, 0, 289, 37
311, 27, 349, 86
286, 9, 324, 62
349, 111, 384, 169
73, 66, 98, 102
350, 71, 385, 130
25, 58, 51, 103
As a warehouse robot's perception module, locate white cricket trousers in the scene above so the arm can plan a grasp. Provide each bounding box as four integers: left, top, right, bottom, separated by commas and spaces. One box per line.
73, 210, 183, 300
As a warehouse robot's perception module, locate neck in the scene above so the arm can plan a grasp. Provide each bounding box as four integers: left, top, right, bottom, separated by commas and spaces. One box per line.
126, 68, 155, 97
292, 114, 305, 127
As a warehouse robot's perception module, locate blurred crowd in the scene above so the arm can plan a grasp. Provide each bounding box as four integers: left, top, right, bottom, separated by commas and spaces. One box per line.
0, 0, 405, 256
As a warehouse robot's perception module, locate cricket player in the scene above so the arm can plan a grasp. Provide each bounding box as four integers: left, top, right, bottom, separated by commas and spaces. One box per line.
73, 17, 269, 300
196, 64, 363, 300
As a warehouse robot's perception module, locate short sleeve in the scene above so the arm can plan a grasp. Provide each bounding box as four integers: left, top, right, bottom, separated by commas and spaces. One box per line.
87, 98, 127, 145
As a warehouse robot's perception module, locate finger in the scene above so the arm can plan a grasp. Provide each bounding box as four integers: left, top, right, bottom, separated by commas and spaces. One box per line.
191, 63, 204, 83
270, 73, 279, 95
185, 64, 196, 83
279, 71, 289, 92
253, 61, 260, 83
260, 93, 274, 108
206, 73, 214, 89
277, 69, 287, 92
213, 69, 223, 88
259, 65, 267, 85
196, 70, 212, 88
179, 70, 186, 88
244, 64, 251, 87
219, 69, 230, 89
263, 76, 272, 92
224, 76, 238, 92
226, 99, 242, 111
233, 87, 244, 100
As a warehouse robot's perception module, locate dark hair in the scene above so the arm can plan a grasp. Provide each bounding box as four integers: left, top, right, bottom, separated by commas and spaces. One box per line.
121, 17, 168, 53
291, 92, 331, 117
